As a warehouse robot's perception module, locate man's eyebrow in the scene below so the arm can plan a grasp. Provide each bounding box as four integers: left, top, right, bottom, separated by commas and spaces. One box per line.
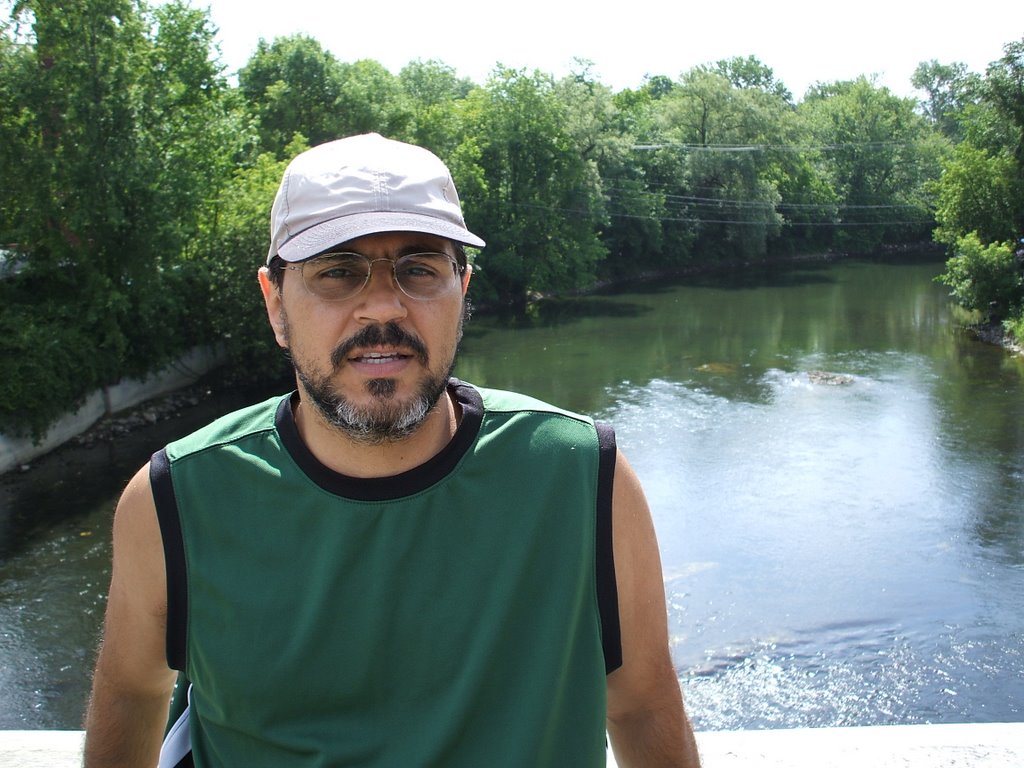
316, 239, 453, 259
396, 241, 451, 257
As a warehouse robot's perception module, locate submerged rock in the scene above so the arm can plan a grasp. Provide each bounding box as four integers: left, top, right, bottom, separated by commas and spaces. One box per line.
807, 370, 855, 386
696, 362, 739, 375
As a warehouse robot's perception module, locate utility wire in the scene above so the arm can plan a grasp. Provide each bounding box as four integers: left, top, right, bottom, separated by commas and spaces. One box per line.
631, 141, 918, 152
510, 202, 932, 228
601, 185, 924, 211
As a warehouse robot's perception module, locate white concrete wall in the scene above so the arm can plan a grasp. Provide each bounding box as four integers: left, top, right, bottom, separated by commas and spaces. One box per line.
0, 345, 225, 475
3, 723, 1022, 767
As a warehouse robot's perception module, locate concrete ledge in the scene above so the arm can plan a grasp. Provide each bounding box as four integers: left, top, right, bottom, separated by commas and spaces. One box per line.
0, 731, 83, 768
3, 723, 1022, 767
685, 723, 1024, 767
0, 344, 225, 475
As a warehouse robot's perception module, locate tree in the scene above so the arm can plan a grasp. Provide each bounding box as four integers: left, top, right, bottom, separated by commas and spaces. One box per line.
930, 38, 1024, 248
911, 59, 981, 140
937, 233, 1022, 321
931, 38, 1024, 336
649, 68, 786, 262
799, 77, 939, 252
141, 1, 243, 260
931, 142, 1018, 246
399, 58, 473, 155
456, 67, 606, 307
713, 55, 792, 103
10, 0, 148, 278
984, 38, 1024, 242
0, 12, 34, 245
334, 59, 412, 138
763, 105, 839, 254
985, 39, 1024, 166
238, 34, 345, 155
197, 137, 306, 378
0, 0, 236, 436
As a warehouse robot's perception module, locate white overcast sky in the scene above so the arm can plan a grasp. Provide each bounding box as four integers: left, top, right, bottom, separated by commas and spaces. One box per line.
193, 0, 1021, 100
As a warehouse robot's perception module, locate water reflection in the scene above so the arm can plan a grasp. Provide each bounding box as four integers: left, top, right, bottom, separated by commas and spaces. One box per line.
458, 259, 968, 413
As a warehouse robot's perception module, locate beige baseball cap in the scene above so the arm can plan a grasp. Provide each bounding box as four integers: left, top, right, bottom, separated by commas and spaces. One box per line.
267, 133, 485, 264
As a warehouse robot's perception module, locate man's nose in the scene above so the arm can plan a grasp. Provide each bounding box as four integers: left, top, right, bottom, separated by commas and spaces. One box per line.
354, 261, 408, 324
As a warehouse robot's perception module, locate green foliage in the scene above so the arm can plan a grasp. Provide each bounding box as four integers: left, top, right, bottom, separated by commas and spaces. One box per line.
937, 234, 1023, 320
931, 39, 1024, 327
713, 55, 792, 103
0, 0, 237, 437
0, 287, 108, 438
799, 77, 939, 251
911, 59, 982, 140
646, 68, 789, 262
334, 59, 412, 138
985, 38, 1024, 167
238, 34, 345, 155
457, 68, 606, 306
195, 139, 305, 379
399, 59, 474, 155
1005, 312, 1024, 344
4, 6, 1020, 438
238, 38, 417, 157
931, 143, 1019, 245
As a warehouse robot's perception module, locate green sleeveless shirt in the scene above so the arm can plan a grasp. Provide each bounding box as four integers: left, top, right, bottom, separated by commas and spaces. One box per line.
151, 380, 621, 767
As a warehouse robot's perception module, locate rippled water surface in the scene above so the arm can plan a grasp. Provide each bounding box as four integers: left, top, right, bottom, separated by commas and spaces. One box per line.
2, 255, 1022, 729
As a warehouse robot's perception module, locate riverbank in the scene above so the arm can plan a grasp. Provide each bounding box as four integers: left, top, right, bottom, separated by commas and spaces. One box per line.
3, 723, 1022, 767
969, 322, 1024, 357
0, 345, 226, 476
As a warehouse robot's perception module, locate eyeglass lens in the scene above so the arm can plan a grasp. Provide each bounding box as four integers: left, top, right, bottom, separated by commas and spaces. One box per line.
301, 252, 458, 301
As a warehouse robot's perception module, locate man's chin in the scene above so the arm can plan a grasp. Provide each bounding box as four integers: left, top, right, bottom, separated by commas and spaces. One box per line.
365, 377, 399, 399
295, 357, 454, 444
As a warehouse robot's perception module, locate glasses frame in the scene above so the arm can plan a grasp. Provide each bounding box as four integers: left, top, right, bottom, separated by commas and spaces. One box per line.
281, 250, 466, 302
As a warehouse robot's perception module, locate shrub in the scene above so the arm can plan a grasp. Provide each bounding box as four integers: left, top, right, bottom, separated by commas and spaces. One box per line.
937, 233, 1023, 321
0, 294, 108, 439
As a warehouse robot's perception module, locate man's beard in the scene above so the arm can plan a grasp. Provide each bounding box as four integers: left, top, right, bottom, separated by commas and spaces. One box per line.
285, 317, 461, 446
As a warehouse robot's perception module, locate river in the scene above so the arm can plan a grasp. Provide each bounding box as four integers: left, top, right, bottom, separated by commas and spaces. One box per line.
1, 253, 1022, 730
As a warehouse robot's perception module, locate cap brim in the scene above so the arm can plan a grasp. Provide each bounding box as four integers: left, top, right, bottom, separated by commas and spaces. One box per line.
275, 212, 485, 263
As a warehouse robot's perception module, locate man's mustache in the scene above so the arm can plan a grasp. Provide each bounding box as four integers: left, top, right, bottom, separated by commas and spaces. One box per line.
330, 322, 429, 371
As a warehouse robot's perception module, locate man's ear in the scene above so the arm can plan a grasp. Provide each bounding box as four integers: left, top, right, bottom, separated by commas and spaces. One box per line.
461, 263, 472, 295
258, 267, 288, 348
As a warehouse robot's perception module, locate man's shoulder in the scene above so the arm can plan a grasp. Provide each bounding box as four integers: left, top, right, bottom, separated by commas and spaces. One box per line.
164, 393, 288, 461
455, 379, 594, 426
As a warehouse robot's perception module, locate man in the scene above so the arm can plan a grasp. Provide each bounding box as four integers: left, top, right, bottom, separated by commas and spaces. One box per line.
83, 133, 700, 767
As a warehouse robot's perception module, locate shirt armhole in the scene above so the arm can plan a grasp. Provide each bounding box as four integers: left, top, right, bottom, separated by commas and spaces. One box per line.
150, 448, 188, 672
595, 422, 623, 674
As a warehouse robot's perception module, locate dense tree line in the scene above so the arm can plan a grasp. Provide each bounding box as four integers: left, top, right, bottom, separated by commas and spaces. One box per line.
1, 0, 1020, 438
916, 47, 1024, 332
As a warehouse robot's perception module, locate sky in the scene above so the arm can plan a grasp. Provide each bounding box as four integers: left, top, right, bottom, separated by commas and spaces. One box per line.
194, 0, 1021, 100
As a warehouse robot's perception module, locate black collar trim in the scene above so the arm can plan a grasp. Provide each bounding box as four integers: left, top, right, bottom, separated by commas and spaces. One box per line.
275, 378, 483, 501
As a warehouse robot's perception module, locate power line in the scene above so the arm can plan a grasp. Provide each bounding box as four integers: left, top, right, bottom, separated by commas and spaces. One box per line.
631, 141, 918, 153
601, 184, 924, 211
510, 201, 932, 228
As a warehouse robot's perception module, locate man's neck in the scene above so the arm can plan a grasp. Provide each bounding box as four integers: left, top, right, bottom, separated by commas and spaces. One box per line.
292, 387, 460, 479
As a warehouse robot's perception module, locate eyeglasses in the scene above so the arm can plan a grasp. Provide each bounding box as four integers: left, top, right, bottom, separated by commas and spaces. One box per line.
282, 251, 464, 302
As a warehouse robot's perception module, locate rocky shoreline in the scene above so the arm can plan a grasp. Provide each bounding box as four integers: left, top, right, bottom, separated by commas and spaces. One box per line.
67, 383, 214, 449
968, 323, 1024, 357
